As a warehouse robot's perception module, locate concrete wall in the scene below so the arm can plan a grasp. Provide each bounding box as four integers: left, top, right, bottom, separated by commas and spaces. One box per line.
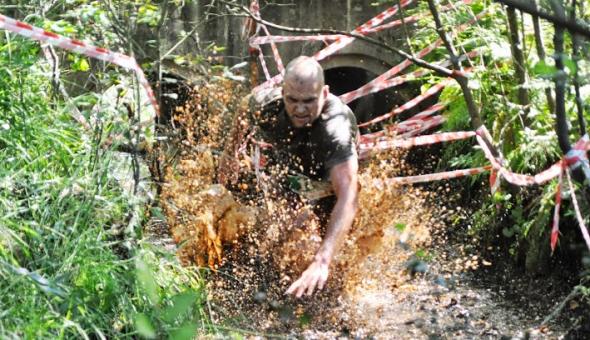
158, 1, 422, 122
160, 0, 414, 76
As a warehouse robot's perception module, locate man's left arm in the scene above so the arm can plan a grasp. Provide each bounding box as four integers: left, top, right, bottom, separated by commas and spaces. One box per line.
286, 157, 359, 298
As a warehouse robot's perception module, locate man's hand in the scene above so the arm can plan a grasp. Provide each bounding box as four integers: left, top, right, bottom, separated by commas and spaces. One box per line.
285, 257, 329, 298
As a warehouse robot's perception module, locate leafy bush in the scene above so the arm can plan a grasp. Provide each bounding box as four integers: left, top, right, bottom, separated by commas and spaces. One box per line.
0, 22, 206, 340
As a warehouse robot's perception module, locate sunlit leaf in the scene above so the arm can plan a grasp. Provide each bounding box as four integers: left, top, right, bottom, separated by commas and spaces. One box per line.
134, 313, 156, 339
162, 291, 198, 323
532, 60, 557, 79
168, 323, 197, 340
136, 258, 159, 305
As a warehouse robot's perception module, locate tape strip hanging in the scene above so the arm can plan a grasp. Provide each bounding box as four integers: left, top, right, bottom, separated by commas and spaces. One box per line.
0, 14, 159, 116
359, 78, 452, 127
361, 103, 447, 141
551, 162, 564, 252
565, 169, 590, 252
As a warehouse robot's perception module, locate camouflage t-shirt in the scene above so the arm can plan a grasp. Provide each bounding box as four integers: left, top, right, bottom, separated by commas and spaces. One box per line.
252, 90, 359, 181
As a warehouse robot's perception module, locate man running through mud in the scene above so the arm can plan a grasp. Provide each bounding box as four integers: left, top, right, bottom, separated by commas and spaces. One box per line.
220, 56, 359, 298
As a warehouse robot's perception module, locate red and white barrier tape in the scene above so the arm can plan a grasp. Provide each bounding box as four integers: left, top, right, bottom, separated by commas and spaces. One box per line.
551, 164, 564, 252
247, 0, 284, 77
260, 24, 284, 74
250, 34, 344, 46
253, 0, 414, 93
360, 131, 476, 153
0, 14, 159, 116
341, 50, 480, 104
565, 169, 590, 252
340, 6, 488, 107
359, 78, 453, 127
257, 46, 272, 80
361, 103, 446, 142
249, 0, 476, 48
314, 0, 413, 60
365, 0, 473, 34
373, 166, 492, 186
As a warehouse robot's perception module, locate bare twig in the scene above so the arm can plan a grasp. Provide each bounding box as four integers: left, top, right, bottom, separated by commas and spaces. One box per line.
397, 0, 415, 55
100, 0, 148, 59
540, 285, 581, 327
41, 46, 91, 130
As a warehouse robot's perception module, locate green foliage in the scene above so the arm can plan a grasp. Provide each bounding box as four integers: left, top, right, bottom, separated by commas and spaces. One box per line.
0, 23, 206, 339
132, 250, 205, 339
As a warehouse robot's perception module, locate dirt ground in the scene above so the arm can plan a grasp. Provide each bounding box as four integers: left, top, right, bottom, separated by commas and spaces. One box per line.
149, 79, 588, 339
200, 180, 581, 339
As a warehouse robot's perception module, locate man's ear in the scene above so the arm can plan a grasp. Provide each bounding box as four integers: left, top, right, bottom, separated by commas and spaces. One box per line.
323, 85, 329, 97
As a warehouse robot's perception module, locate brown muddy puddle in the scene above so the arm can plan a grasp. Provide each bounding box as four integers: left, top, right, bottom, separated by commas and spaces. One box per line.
155, 79, 570, 339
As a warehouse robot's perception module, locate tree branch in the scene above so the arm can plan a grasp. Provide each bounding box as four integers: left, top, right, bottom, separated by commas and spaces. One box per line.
506, 5, 530, 124
494, 0, 590, 39
222, 0, 457, 78
426, 0, 482, 128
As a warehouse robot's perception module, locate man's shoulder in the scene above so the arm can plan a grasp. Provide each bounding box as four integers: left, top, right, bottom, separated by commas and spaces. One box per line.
320, 94, 355, 120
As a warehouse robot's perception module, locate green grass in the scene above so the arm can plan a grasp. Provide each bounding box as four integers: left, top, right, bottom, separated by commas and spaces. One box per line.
0, 37, 208, 339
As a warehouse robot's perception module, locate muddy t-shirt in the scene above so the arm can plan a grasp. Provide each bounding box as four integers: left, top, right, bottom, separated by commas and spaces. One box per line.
253, 91, 359, 181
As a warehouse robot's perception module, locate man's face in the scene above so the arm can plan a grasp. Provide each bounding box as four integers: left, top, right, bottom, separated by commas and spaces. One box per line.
282, 78, 328, 128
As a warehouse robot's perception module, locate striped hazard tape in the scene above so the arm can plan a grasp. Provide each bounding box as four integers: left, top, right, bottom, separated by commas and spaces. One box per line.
565, 169, 590, 252
248, 0, 476, 50
0, 14, 159, 116
373, 166, 492, 186
253, 0, 414, 93
359, 78, 453, 128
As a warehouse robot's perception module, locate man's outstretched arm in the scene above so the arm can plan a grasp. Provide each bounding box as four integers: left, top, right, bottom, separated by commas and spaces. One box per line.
286, 157, 359, 298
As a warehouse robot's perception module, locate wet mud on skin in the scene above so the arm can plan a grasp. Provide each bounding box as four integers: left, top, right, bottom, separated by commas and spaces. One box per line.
153, 79, 584, 339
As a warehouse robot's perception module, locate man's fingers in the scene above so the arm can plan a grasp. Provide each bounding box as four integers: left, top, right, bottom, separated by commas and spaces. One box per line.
285, 278, 302, 295
318, 275, 327, 290
305, 276, 319, 296
296, 284, 306, 298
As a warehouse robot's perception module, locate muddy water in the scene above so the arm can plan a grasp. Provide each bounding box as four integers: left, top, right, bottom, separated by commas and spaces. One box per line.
157, 79, 570, 338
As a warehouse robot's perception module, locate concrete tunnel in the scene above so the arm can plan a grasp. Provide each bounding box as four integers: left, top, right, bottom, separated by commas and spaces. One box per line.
321, 54, 422, 130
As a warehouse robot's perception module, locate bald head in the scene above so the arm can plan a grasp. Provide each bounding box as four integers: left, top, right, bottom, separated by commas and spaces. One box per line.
284, 56, 325, 90
282, 56, 329, 128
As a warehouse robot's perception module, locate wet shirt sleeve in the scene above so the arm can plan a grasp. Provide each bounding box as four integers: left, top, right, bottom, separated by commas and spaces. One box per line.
321, 101, 359, 173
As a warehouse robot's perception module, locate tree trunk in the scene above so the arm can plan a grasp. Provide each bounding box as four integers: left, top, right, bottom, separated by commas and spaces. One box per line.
426, 0, 482, 129
531, 0, 555, 114
506, 6, 530, 124
570, 0, 586, 136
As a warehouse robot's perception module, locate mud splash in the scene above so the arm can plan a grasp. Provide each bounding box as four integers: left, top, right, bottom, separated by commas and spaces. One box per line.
156, 77, 450, 336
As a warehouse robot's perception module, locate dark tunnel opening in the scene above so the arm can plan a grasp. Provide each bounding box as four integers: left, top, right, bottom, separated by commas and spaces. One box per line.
324, 66, 434, 131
